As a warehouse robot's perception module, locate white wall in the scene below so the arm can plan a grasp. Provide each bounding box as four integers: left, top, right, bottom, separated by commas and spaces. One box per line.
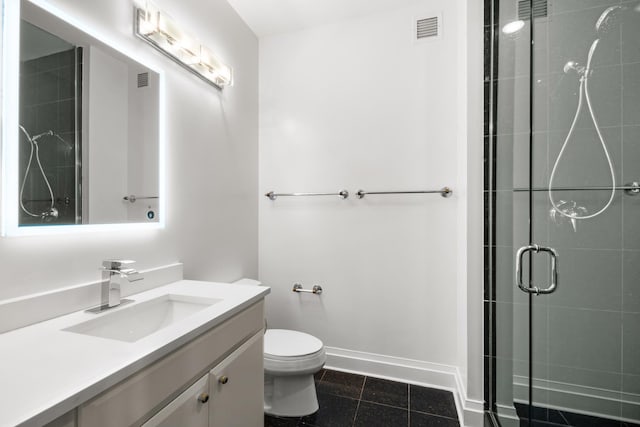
459, 0, 485, 417
87, 45, 129, 223
0, 0, 258, 300
126, 65, 160, 222
259, 1, 461, 366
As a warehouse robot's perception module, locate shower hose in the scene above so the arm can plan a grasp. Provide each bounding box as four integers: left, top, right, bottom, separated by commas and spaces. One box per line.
548, 38, 616, 220
18, 125, 57, 218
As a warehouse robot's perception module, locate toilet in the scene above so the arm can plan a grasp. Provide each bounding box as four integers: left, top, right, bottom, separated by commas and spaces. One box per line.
233, 279, 326, 417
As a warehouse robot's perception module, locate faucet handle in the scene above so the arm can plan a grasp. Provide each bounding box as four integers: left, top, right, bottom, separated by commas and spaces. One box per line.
102, 259, 136, 270
125, 271, 144, 283
119, 267, 144, 281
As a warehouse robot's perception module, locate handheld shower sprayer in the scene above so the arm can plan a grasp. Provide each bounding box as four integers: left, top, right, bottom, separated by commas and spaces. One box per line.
595, 5, 626, 36
19, 125, 72, 221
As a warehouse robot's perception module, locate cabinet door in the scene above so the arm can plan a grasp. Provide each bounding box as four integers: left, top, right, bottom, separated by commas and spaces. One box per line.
44, 410, 76, 427
142, 375, 209, 427
209, 331, 263, 427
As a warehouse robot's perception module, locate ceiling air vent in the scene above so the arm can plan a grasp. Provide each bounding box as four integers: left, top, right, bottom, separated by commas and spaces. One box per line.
518, 0, 548, 20
137, 72, 149, 88
416, 16, 440, 41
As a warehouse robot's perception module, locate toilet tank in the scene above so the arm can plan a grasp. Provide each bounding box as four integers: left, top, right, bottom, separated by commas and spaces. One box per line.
233, 278, 262, 286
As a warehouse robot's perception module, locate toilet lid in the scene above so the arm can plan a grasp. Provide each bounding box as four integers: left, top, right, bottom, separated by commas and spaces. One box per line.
264, 329, 324, 357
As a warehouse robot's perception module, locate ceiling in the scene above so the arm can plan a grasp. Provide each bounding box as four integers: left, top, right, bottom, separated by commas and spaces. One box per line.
225, 0, 423, 37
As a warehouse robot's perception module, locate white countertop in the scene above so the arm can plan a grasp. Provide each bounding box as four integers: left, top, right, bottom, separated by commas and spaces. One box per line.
0, 280, 270, 427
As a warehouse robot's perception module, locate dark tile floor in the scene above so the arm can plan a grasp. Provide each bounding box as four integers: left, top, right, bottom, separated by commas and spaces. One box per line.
514, 403, 640, 427
265, 369, 460, 427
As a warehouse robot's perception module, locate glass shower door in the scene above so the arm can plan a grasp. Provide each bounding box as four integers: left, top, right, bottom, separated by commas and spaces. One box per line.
490, 1, 640, 426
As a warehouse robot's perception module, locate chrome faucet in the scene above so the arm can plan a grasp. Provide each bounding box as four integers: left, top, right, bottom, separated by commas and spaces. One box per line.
87, 259, 144, 313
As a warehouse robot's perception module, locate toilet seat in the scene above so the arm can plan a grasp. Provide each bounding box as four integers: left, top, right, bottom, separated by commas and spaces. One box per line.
264, 329, 326, 375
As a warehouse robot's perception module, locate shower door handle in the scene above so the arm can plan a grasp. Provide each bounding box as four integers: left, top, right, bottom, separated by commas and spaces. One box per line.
515, 244, 559, 295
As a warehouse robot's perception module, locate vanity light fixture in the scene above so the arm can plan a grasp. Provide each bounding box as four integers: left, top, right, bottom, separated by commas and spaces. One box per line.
134, 2, 233, 89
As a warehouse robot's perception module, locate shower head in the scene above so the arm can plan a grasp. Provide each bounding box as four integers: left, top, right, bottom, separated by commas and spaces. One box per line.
53, 133, 74, 151
33, 130, 73, 151
595, 5, 626, 36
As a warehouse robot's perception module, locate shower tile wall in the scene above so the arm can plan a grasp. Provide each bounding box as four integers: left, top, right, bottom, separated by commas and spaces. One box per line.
19, 48, 78, 225
483, 0, 498, 419
487, 0, 640, 423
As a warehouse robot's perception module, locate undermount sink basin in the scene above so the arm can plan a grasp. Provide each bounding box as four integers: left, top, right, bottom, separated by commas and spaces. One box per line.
63, 294, 222, 342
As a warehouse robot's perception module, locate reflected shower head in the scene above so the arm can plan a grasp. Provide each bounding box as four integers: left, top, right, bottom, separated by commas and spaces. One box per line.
53, 133, 74, 151
31, 129, 73, 151
595, 5, 626, 36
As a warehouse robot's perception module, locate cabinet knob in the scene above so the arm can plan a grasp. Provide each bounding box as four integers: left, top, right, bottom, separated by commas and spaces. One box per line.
219, 376, 229, 385
198, 392, 209, 403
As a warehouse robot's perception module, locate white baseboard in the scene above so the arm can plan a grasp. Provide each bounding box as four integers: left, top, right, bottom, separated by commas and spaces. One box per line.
494, 403, 519, 427
325, 346, 485, 427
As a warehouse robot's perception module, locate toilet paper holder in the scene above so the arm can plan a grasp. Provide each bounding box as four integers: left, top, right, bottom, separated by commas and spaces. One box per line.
292, 283, 323, 295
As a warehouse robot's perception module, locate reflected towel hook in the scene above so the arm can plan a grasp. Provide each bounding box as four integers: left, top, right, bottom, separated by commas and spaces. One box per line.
123, 195, 159, 203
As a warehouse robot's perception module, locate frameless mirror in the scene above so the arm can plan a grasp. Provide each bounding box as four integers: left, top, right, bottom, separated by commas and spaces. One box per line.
2, 0, 162, 233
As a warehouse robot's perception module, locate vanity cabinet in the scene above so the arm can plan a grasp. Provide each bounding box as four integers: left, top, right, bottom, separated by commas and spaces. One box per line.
76, 301, 264, 427
142, 331, 264, 427
142, 374, 209, 427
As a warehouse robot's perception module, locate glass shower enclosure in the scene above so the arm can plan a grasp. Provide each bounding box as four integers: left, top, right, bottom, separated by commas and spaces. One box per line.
485, 0, 640, 426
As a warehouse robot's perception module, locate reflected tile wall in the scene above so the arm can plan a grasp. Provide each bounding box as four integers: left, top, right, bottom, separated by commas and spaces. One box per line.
19, 49, 78, 225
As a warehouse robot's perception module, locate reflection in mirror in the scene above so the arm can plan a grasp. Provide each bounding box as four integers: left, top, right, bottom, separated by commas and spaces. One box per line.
15, 0, 161, 229
19, 21, 81, 225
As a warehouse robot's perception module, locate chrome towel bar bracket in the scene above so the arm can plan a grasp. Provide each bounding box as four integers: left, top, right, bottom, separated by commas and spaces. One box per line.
292, 283, 323, 295
265, 190, 349, 200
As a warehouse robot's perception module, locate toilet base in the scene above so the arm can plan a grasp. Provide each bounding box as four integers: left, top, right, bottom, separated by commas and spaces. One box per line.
264, 372, 319, 417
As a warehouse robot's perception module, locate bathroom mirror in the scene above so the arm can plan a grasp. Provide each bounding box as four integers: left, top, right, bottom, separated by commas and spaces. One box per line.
1, 0, 163, 234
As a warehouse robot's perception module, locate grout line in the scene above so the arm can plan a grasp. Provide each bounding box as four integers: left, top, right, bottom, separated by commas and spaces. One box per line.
407, 383, 411, 427
619, 16, 627, 425
410, 409, 460, 422
558, 409, 570, 425
358, 399, 410, 412
352, 400, 361, 427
